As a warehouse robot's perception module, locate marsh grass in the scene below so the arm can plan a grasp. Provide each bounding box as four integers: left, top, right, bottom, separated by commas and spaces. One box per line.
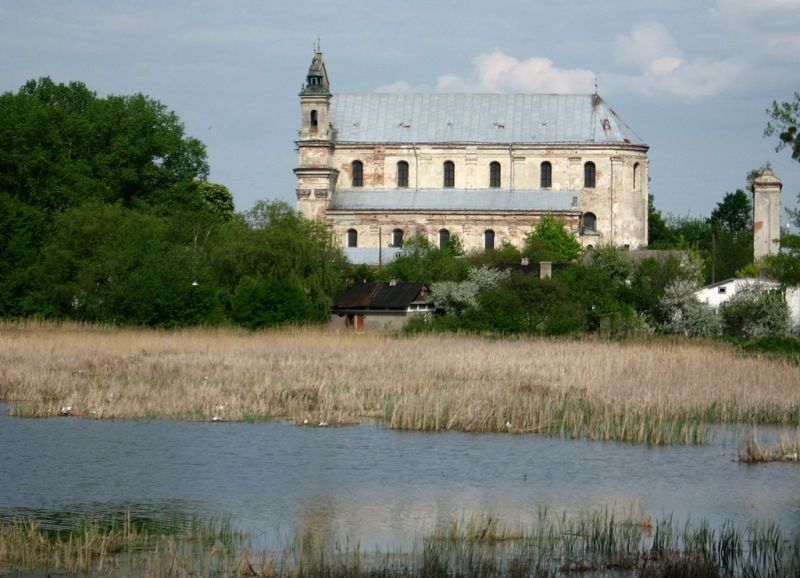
0, 513, 244, 576
4, 510, 798, 577
738, 428, 800, 463
2, 321, 799, 444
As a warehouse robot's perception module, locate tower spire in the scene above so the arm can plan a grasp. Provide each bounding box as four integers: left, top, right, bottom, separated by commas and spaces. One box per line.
302, 43, 329, 95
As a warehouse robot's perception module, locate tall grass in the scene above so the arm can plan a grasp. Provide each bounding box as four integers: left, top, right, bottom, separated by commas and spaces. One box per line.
0, 512, 243, 575
3, 510, 798, 577
2, 321, 799, 444
738, 427, 800, 463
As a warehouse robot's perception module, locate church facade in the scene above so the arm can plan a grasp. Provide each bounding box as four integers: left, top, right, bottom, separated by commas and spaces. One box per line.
294, 50, 650, 261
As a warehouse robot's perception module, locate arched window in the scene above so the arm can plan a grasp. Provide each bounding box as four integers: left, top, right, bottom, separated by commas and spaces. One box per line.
352, 160, 363, 187
397, 161, 409, 188
540, 161, 552, 189
391, 228, 404, 247
584, 162, 596, 189
633, 162, 640, 190
310, 109, 318, 129
443, 161, 455, 188
484, 229, 495, 250
489, 161, 501, 188
582, 212, 597, 233
346, 228, 358, 248
439, 228, 450, 248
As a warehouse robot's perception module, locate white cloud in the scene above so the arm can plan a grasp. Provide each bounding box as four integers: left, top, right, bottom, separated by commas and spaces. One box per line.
433, 50, 595, 94
613, 22, 681, 70
607, 23, 741, 100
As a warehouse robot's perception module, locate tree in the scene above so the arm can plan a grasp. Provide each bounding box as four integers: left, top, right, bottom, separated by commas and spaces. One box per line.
766, 93, 800, 234
191, 181, 235, 221
378, 235, 469, 285
765, 92, 800, 162
0, 77, 209, 214
523, 216, 581, 263
648, 193, 674, 247
709, 189, 752, 236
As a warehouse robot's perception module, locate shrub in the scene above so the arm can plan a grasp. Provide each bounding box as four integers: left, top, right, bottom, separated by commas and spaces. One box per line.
659, 279, 722, 337
720, 284, 791, 338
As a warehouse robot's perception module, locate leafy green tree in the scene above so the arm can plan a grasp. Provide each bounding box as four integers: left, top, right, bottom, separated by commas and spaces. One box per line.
0, 77, 209, 214
28, 204, 222, 325
378, 235, 469, 284
555, 263, 629, 332
191, 181, 235, 221
523, 215, 581, 263
0, 193, 50, 316
232, 277, 315, 329
626, 251, 705, 323
709, 190, 752, 236
467, 241, 522, 268
648, 193, 674, 247
765, 92, 800, 162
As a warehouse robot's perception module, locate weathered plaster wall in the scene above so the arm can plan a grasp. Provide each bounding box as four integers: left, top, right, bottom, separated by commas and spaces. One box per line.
327, 210, 581, 253
326, 144, 648, 248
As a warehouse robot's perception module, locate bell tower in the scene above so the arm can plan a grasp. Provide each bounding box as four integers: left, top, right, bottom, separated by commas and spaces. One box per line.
294, 45, 338, 221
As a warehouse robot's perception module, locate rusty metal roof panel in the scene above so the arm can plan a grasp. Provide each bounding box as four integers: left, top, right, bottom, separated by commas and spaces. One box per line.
330, 189, 581, 212
329, 94, 645, 146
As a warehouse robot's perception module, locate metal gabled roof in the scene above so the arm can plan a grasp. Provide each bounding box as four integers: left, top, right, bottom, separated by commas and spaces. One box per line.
329, 189, 580, 212
333, 282, 428, 310
329, 93, 645, 146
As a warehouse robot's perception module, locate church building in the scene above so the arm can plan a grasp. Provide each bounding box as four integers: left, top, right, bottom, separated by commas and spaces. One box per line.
294, 49, 650, 263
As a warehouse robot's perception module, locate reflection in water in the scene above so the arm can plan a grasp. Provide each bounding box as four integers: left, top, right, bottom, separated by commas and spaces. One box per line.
1, 404, 799, 550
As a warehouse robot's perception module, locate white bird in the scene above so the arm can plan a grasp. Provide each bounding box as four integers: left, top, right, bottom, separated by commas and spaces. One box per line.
303, 419, 309, 425
211, 415, 223, 422
60, 406, 72, 416
505, 421, 513, 429
318, 421, 329, 427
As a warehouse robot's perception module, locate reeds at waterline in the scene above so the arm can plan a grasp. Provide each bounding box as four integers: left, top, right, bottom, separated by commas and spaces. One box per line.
738, 428, 800, 463
0, 513, 244, 575
2, 321, 799, 445
3, 510, 799, 577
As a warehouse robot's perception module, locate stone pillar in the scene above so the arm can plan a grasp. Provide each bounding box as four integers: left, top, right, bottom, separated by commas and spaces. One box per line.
753, 167, 782, 260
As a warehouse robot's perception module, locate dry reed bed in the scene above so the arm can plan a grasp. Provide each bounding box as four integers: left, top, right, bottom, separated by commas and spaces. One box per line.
1, 321, 799, 444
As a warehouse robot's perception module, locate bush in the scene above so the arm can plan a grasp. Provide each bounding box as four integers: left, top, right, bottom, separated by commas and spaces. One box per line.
720, 284, 791, 338
659, 279, 722, 337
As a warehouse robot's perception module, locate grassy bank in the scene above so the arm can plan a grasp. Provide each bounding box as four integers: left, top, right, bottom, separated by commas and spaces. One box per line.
2, 510, 799, 577
1, 321, 799, 444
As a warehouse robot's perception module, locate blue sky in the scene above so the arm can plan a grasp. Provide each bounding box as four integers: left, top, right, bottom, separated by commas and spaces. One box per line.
2, 0, 799, 223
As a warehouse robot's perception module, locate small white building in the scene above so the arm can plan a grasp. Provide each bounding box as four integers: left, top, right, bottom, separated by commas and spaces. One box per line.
695, 278, 800, 331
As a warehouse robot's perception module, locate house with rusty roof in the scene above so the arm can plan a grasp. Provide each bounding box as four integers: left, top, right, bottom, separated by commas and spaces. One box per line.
331, 282, 433, 331
294, 49, 650, 264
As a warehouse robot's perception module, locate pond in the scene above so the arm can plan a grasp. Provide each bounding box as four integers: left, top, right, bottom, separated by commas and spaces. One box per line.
1, 404, 798, 552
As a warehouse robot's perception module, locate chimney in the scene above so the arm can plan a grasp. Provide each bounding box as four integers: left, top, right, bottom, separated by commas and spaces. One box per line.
540, 261, 552, 279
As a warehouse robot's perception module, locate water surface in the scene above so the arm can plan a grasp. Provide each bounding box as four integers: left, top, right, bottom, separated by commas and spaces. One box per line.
1, 405, 798, 550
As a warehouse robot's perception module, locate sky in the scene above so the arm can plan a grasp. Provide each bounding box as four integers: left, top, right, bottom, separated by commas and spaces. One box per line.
2, 0, 799, 225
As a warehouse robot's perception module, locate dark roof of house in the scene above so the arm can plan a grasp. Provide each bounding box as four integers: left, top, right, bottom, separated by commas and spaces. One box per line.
333, 282, 428, 311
